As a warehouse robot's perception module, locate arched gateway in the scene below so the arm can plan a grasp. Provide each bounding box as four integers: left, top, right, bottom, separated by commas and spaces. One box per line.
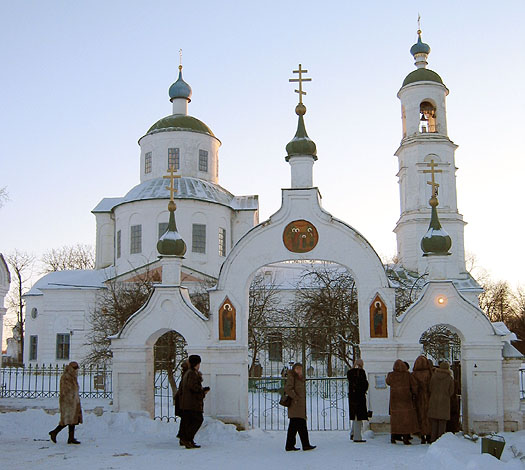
111, 64, 522, 433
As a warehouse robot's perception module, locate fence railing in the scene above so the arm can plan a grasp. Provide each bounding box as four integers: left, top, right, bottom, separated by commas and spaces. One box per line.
0, 364, 112, 399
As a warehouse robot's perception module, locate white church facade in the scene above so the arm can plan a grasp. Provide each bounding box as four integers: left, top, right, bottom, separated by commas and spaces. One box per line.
21, 31, 523, 433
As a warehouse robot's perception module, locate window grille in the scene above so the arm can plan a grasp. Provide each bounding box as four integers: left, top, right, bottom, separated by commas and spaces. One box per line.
199, 150, 208, 172
192, 223, 206, 253
130, 225, 142, 254
145, 152, 152, 174
218, 227, 226, 257
168, 148, 180, 170
56, 333, 70, 360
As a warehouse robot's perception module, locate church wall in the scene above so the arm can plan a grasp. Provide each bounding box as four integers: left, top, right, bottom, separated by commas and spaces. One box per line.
139, 131, 220, 185
113, 198, 245, 279
94, 213, 115, 269
24, 288, 98, 365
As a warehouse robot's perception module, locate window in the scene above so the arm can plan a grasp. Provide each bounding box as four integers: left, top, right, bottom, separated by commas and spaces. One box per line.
56, 333, 70, 360
192, 223, 206, 253
199, 150, 208, 172
168, 148, 180, 170
145, 152, 152, 174
116, 230, 121, 259
130, 225, 142, 254
158, 222, 169, 238
29, 335, 38, 361
218, 227, 226, 257
419, 101, 437, 133
268, 333, 283, 362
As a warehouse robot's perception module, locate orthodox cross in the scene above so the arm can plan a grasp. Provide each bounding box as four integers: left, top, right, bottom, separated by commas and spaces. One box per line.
423, 159, 442, 198
164, 168, 181, 202
417, 13, 421, 33
179, 49, 183, 71
289, 64, 311, 104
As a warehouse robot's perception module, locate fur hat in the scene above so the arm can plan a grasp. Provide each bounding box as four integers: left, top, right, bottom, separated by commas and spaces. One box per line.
439, 361, 450, 370
188, 355, 202, 367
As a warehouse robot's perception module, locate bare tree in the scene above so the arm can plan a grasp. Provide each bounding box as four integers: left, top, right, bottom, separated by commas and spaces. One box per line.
479, 279, 517, 323
41, 244, 95, 273
0, 186, 9, 208
291, 264, 359, 375
84, 273, 154, 365
248, 271, 282, 375
5, 250, 35, 362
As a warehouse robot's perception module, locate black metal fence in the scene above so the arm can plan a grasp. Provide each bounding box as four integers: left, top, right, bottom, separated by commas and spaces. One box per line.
0, 364, 112, 399
154, 369, 181, 421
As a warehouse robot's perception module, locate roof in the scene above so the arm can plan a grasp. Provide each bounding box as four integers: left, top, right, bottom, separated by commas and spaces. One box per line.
25, 267, 115, 296
145, 114, 215, 138
92, 177, 259, 213
402, 68, 444, 87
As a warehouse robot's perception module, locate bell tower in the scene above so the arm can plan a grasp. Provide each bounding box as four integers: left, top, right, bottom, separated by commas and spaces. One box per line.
394, 29, 466, 278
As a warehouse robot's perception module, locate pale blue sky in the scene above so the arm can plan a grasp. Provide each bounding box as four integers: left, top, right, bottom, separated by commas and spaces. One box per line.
0, 0, 523, 287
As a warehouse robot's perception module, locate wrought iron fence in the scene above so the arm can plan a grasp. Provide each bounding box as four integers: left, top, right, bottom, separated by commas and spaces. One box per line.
249, 377, 349, 431
0, 364, 112, 399
154, 369, 182, 422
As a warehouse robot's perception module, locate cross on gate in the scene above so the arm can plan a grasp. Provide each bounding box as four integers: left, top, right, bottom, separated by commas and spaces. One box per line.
164, 168, 181, 202
289, 64, 312, 104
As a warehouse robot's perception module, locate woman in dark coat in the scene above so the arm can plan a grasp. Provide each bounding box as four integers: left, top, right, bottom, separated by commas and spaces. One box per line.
386, 359, 419, 445
49, 362, 83, 444
347, 358, 368, 442
428, 361, 454, 443
284, 363, 315, 451
179, 355, 210, 449
411, 355, 432, 444
175, 360, 190, 440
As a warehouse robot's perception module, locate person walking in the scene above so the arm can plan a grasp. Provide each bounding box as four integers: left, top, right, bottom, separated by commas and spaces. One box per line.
347, 358, 369, 443
411, 355, 432, 444
386, 359, 419, 445
428, 361, 455, 443
284, 363, 316, 451
179, 355, 210, 449
48, 361, 83, 444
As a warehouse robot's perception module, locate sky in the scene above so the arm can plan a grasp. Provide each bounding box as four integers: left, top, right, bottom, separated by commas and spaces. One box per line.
0, 0, 524, 306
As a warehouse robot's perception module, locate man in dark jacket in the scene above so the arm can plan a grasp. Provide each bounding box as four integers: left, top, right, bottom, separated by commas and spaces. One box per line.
179, 355, 210, 449
347, 358, 368, 442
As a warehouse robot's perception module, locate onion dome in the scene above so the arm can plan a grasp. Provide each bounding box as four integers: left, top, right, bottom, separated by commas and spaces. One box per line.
421, 196, 452, 255
410, 31, 431, 56
169, 65, 192, 103
157, 200, 187, 256
285, 103, 317, 161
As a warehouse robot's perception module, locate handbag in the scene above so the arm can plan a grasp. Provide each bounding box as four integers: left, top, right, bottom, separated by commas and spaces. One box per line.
279, 393, 292, 407
367, 409, 373, 418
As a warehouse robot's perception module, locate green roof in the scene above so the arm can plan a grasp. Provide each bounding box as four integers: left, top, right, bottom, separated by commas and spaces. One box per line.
402, 68, 444, 87
147, 115, 215, 137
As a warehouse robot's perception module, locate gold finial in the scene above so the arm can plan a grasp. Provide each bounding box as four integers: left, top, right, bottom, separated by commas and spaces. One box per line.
163, 167, 182, 206
289, 64, 312, 114
423, 159, 442, 206
417, 13, 421, 36
179, 49, 183, 71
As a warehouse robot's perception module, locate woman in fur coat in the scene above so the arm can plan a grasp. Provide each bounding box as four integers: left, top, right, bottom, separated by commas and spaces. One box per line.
411, 355, 432, 444
49, 362, 83, 444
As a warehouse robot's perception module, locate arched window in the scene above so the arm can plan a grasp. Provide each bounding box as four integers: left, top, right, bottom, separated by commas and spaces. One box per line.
419, 101, 437, 133
419, 324, 461, 363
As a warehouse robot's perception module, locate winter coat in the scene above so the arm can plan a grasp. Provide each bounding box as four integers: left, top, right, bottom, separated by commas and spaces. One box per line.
411, 356, 432, 435
180, 368, 206, 413
428, 366, 455, 420
174, 361, 189, 417
447, 377, 461, 433
59, 364, 83, 426
284, 370, 307, 420
386, 360, 419, 434
347, 367, 369, 421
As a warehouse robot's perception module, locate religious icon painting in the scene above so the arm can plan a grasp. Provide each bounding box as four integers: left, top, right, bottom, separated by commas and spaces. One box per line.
369, 294, 388, 338
219, 297, 236, 341
282, 220, 319, 253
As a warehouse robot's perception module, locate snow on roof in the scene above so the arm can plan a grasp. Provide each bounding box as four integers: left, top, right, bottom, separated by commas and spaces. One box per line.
25, 267, 115, 296
503, 341, 524, 358
92, 177, 258, 213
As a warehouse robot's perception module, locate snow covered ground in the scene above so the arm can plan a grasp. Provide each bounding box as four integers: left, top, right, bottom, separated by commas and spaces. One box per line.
1, 403, 525, 469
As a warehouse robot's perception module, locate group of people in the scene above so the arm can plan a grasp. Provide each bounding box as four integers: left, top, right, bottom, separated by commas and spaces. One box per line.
346, 356, 458, 446
386, 356, 458, 445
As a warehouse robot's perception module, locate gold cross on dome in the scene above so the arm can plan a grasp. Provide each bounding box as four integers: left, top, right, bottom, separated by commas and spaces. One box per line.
423, 159, 442, 198
164, 168, 181, 202
289, 64, 312, 104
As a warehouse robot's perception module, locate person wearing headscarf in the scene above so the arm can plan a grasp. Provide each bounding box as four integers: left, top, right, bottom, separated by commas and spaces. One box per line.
49, 362, 83, 444
386, 359, 419, 445
428, 361, 454, 443
411, 355, 432, 444
284, 363, 316, 451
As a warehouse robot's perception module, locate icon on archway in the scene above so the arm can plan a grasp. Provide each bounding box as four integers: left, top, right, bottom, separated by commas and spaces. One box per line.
219, 297, 236, 340
282, 219, 319, 253
370, 295, 388, 338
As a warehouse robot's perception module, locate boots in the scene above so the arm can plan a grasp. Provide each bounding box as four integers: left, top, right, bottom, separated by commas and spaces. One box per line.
68, 425, 81, 445
403, 434, 411, 445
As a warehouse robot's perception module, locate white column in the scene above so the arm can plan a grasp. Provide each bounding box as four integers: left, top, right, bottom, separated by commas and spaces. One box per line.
288, 155, 314, 188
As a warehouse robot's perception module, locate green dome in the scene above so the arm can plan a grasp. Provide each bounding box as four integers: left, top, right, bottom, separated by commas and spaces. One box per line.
402, 68, 444, 87
147, 114, 215, 137
286, 114, 317, 161
421, 205, 452, 255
